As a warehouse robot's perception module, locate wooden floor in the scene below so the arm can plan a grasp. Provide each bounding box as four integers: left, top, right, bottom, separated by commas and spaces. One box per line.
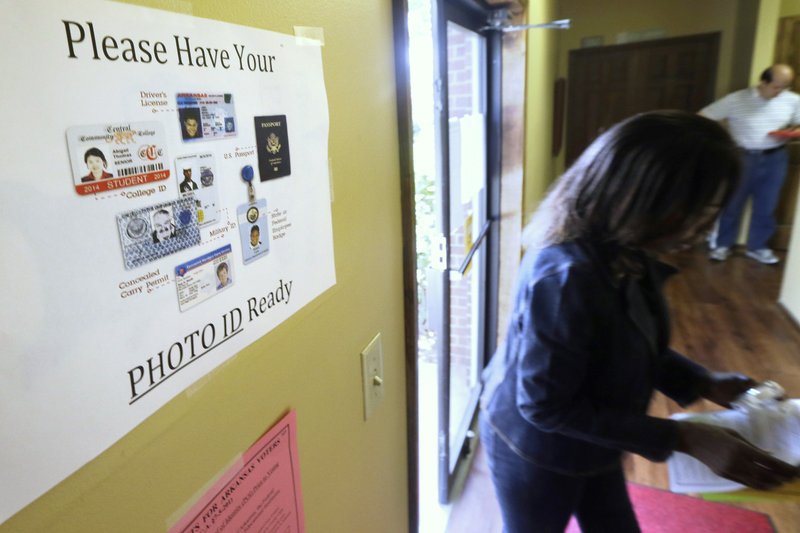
445, 245, 800, 533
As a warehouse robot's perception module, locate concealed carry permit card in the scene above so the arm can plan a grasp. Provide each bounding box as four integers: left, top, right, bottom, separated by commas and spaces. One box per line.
67, 121, 170, 195
116, 197, 201, 270
176, 92, 237, 142
237, 198, 270, 264
174, 244, 234, 312
175, 152, 220, 227
254, 115, 291, 181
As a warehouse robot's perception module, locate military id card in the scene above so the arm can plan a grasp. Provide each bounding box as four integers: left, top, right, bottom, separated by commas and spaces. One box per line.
238, 199, 269, 264
254, 115, 291, 181
116, 197, 201, 269
174, 244, 234, 312
177, 92, 237, 142
67, 121, 170, 195
175, 152, 220, 228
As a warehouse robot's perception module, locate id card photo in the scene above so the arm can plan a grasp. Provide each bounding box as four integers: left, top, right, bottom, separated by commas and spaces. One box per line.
67, 121, 171, 195
175, 152, 220, 227
237, 199, 269, 264
174, 244, 234, 312
116, 197, 201, 269
177, 92, 238, 142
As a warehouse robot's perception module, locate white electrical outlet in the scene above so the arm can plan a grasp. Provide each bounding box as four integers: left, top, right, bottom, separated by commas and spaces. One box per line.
361, 333, 384, 420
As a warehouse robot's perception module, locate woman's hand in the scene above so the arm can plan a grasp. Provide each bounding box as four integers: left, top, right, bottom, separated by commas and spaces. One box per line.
675, 421, 799, 490
701, 372, 756, 408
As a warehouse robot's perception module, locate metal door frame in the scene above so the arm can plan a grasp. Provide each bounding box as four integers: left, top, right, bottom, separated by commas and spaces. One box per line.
433, 0, 501, 504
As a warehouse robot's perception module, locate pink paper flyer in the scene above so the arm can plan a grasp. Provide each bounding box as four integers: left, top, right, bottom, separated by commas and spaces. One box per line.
170, 410, 305, 533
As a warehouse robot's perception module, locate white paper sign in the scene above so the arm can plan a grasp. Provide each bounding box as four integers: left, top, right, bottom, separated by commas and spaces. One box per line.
0, 0, 335, 523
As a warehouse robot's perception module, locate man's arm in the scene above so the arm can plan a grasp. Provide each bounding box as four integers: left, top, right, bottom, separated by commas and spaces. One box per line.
790, 94, 800, 129
698, 92, 733, 121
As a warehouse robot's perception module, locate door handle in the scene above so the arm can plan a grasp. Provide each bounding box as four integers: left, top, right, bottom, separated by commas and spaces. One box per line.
450, 220, 492, 280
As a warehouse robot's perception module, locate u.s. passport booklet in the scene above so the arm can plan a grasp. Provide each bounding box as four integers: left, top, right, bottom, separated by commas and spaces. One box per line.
254, 114, 291, 181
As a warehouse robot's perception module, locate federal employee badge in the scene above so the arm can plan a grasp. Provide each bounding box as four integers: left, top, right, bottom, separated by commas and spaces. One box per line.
237, 165, 270, 265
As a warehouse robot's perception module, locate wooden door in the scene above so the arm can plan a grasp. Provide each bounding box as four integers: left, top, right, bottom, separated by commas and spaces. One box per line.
565, 33, 720, 166
771, 16, 800, 250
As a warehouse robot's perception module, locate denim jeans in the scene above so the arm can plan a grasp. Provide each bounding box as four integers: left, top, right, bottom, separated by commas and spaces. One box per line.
716, 147, 789, 250
479, 413, 640, 533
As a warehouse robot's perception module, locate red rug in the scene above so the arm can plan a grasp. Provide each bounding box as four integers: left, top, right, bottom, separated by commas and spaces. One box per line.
564, 483, 774, 532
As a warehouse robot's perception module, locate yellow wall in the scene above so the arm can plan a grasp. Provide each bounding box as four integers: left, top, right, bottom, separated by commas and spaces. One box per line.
522, 1, 743, 228
781, 0, 800, 16
778, 0, 800, 317
547, 1, 747, 179
556, 0, 740, 97
1, 1, 409, 532
751, 0, 782, 80
522, 0, 559, 220
781, 199, 800, 319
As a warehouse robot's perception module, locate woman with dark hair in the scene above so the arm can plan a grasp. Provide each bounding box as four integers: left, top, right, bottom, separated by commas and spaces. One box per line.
479, 110, 798, 532
81, 147, 113, 182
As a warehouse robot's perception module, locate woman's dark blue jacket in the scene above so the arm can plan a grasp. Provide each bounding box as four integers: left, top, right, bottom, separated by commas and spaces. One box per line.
480, 240, 710, 475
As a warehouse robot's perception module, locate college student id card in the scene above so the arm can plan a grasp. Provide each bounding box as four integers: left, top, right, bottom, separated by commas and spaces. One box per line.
176, 92, 237, 142
67, 121, 170, 195
174, 244, 234, 312
238, 198, 269, 264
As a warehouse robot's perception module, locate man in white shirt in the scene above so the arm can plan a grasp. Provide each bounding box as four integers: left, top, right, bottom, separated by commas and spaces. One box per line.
701, 64, 800, 264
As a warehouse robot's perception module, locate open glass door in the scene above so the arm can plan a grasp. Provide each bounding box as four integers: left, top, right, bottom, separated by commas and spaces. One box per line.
429, 0, 501, 504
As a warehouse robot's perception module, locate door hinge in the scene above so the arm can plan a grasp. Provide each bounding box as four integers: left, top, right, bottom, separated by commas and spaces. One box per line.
431, 233, 446, 272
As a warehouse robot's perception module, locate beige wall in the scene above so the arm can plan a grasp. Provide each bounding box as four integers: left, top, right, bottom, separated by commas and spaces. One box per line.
1, 1, 409, 532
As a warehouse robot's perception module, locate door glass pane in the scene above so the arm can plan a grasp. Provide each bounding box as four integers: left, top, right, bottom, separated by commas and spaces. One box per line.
447, 240, 486, 468
446, 20, 486, 466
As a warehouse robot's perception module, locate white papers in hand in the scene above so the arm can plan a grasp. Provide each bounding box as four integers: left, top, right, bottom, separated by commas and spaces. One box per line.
667, 400, 800, 493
